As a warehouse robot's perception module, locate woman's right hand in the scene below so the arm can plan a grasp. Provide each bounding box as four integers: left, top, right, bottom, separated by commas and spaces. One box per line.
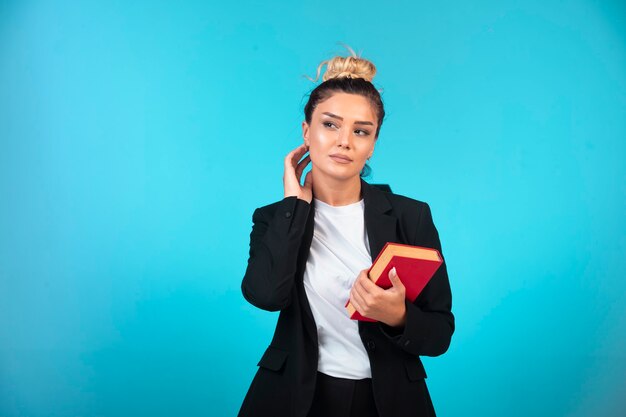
283, 144, 313, 203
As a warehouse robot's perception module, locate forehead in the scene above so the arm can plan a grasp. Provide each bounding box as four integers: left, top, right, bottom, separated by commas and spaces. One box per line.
314, 93, 377, 122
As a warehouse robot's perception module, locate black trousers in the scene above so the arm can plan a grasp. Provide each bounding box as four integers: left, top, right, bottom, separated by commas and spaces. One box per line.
307, 371, 380, 417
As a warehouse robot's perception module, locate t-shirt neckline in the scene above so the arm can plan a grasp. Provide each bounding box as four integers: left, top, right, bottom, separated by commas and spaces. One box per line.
313, 197, 364, 215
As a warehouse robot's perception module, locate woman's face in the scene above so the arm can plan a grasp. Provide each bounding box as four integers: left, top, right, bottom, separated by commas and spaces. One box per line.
302, 92, 378, 182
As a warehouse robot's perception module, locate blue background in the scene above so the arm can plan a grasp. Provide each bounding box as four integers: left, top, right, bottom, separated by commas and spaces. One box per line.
1, 0, 625, 416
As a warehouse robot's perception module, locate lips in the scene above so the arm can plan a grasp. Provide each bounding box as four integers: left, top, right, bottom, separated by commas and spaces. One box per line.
329, 153, 353, 163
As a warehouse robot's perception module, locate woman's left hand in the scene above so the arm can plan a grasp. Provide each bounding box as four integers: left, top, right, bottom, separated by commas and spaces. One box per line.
349, 267, 407, 328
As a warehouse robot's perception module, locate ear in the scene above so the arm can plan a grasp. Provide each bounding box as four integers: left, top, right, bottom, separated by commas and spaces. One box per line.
301, 121, 310, 146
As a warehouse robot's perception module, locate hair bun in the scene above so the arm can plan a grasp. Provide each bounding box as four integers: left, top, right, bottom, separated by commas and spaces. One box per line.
310, 46, 377, 83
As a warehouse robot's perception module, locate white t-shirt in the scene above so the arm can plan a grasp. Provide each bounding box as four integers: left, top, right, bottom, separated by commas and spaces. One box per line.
303, 197, 373, 379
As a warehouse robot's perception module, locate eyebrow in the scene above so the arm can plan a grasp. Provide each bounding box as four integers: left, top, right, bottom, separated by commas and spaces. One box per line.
322, 112, 375, 126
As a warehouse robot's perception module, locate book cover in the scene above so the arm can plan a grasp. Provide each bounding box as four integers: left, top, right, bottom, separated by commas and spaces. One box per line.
346, 242, 443, 322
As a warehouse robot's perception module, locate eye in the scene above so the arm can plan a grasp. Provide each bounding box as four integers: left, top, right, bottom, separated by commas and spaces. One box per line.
354, 129, 371, 136
323, 121, 338, 129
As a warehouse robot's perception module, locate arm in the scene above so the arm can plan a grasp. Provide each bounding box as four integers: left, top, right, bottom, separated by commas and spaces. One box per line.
242, 144, 313, 311
241, 197, 311, 312
378, 203, 455, 357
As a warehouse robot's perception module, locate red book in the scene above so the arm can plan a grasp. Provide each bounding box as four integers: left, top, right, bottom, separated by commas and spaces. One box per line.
346, 242, 443, 322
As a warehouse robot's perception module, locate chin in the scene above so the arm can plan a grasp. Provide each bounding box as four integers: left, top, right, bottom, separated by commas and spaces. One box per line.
320, 168, 362, 182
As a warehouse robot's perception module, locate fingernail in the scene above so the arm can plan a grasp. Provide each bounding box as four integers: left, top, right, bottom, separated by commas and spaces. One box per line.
391, 267, 397, 276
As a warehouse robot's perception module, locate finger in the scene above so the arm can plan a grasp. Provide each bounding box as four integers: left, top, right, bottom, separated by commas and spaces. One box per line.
358, 272, 381, 293
285, 145, 304, 167
295, 155, 311, 178
291, 144, 308, 166
351, 277, 367, 300
350, 290, 367, 316
354, 270, 374, 295
303, 170, 313, 190
285, 148, 298, 171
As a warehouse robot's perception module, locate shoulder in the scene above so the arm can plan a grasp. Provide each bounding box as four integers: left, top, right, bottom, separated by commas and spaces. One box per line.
251, 196, 310, 223
367, 182, 430, 213
386, 190, 428, 210
364, 182, 435, 243
385, 191, 432, 233
254, 199, 284, 215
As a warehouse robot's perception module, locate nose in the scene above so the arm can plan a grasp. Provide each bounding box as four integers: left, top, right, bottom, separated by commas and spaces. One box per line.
337, 127, 351, 149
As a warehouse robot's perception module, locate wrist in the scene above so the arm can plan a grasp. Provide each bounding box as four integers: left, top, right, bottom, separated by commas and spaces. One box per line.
389, 304, 407, 328
295, 192, 312, 203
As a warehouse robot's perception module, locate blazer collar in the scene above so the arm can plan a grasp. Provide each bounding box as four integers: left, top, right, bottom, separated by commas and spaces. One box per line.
360, 178, 392, 214
360, 178, 398, 259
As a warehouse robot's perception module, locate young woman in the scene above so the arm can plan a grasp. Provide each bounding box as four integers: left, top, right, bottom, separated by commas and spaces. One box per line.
238, 50, 454, 417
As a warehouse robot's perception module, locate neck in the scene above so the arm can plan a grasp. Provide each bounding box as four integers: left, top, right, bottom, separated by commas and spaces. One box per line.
311, 169, 362, 206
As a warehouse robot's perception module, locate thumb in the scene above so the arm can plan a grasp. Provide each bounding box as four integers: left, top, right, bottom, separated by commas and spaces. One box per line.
389, 267, 404, 288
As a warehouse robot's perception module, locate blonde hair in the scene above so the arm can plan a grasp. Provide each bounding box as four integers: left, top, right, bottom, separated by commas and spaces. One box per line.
303, 45, 385, 145
308, 45, 377, 83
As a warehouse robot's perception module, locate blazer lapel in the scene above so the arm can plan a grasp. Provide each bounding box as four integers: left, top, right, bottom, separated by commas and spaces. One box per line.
361, 178, 398, 260
298, 198, 318, 343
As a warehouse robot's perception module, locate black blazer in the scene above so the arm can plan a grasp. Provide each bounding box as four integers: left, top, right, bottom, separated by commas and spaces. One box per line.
238, 179, 454, 417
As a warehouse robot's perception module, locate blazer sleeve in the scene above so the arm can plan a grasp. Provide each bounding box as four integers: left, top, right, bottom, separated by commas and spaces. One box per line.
241, 196, 311, 311
377, 202, 455, 357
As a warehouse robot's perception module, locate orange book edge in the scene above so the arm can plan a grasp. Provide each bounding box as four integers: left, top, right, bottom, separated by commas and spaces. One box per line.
345, 242, 443, 321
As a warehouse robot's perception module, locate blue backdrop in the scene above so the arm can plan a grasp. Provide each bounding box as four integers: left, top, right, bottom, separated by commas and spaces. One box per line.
1, 1, 625, 416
